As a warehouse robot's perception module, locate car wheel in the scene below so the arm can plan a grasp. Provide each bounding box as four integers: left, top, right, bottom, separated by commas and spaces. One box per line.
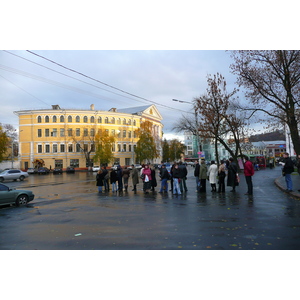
19, 175, 25, 181
16, 194, 28, 206
0, 177, 3, 182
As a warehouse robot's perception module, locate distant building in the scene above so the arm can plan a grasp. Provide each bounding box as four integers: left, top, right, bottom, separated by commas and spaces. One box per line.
14, 104, 163, 170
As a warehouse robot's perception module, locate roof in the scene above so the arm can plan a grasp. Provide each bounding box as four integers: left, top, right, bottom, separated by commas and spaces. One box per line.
117, 105, 152, 114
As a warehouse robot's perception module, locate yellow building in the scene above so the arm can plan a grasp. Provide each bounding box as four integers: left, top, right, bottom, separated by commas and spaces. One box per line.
14, 104, 163, 170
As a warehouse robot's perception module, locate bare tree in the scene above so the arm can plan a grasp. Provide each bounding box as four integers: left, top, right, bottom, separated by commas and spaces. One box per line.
230, 50, 300, 155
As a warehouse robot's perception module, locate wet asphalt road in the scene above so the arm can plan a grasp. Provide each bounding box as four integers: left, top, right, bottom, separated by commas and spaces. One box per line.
1, 166, 300, 250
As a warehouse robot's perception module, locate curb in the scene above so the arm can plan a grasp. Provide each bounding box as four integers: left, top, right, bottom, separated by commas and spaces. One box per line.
274, 176, 300, 199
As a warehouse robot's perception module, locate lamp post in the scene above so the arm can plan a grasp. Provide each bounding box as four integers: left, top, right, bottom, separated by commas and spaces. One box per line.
172, 99, 202, 156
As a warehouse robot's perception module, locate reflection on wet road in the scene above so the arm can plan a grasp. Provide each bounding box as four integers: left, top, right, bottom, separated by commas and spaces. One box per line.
1, 167, 300, 250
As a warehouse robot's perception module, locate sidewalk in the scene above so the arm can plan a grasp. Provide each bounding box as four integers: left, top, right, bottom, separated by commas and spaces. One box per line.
274, 170, 300, 199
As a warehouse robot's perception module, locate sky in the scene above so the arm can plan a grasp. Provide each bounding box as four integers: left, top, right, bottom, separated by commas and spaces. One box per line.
0, 49, 241, 139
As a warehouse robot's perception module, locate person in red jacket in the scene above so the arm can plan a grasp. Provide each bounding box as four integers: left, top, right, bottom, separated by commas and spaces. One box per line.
244, 156, 255, 195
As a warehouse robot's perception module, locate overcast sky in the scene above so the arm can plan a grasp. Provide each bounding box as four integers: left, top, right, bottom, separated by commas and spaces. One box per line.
0, 50, 241, 139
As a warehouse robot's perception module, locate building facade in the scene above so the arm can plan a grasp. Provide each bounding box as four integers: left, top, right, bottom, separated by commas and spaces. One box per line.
14, 104, 163, 170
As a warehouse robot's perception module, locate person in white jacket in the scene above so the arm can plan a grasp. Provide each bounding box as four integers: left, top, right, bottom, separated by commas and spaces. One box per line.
208, 160, 218, 192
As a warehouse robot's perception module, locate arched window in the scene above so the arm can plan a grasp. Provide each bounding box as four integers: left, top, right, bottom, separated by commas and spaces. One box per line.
123, 118, 126, 125
45, 116, 49, 123
53, 116, 57, 123
60, 115, 64, 122
117, 118, 121, 125
68, 115, 72, 122
83, 116, 88, 123
128, 119, 131, 125
133, 120, 136, 126
98, 117, 102, 123
90, 116, 95, 123
37, 116, 42, 123
76, 116, 80, 122
105, 117, 109, 124
111, 117, 115, 124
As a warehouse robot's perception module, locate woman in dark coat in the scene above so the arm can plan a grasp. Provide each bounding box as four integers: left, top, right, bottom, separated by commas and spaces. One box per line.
227, 157, 238, 192
110, 169, 118, 192
150, 165, 157, 191
96, 170, 105, 193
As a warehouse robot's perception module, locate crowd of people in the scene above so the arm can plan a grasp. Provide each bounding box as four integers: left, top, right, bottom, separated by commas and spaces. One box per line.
95, 157, 255, 196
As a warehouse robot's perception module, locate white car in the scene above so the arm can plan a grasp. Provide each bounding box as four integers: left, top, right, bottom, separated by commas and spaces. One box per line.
0, 169, 29, 182
92, 166, 100, 172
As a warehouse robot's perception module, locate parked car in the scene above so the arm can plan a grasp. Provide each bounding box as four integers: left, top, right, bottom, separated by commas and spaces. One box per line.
27, 168, 37, 174
53, 168, 63, 174
92, 166, 100, 172
37, 167, 50, 175
66, 166, 75, 173
0, 183, 34, 206
0, 169, 29, 182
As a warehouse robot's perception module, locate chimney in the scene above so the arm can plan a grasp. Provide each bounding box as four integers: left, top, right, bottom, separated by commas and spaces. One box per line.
90, 104, 95, 110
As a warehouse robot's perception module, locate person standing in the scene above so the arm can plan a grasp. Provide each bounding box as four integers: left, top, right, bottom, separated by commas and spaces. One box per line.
172, 163, 181, 195
194, 160, 200, 192
244, 156, 255, 195
282, 152, 294, 192
110, 168, 118, 192
199, 159, 208, 193
218, 160, 226, 193
159, 164, 169, 193
102, 166, 109, 191
150, 164, 157, 191
141, 164, 152, 194
207, 160, 218, 192
130, 164, 139, 192
96, 169, 105, 193
227, 157, 238, 192
116, 165, 123, 192
122, 166, 130, 192
178, 161, 188, 193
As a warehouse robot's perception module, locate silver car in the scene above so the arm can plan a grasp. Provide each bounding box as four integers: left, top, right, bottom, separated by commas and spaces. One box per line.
0, 169, 29, 182
0, 183, 34, 206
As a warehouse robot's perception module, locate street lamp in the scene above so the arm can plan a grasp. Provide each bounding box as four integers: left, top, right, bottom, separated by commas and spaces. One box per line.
172, 99, 202, 154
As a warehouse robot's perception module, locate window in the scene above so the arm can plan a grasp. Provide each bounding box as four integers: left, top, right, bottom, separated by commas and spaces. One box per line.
45, 144, 50, 153
91, 144, 95, 152
45, 116, 49, 123
123, 130, 126, 138
90, 129, 95, 136
55, 159, 63, 168
84, 144, 88, 152
83, 116, 88, 123
128, 131, 132, 138
111, 117, 115, 124
60, 128, 65, 137
38, 129, 42, 137
105, 129, 109, 135
68, 144, 73, 152
125, 158, 130, 165
60, 115, 64, 122
105, 117, 109, 124
60, 144, 65, 152
128, 119, 131, 125
117, 144, 121, 152
117, 118, 121, 125
76, 143, 81, 152
76, 116, 80, 122
51, 129, 57, 137
53, 116, 57, 123
84, 128, 88, 136
129, 145, 132, 152
112, 144, 115, 152
90, 116, 95, 123
37, 116, 42, 123
123, 118, 126, 125
53, 144, 58, 153
68, 128, 73, 137
98, 117, 102, 123
134, 131, 137, 138
38, 145, 42, 153
70, 159, 79, 168
76, 128, 80, 136
111, 129, 115, 136
133, 120, 136, 126
45, 129, 50, 137
123, 144, 126, 152
68, 115, 72, 122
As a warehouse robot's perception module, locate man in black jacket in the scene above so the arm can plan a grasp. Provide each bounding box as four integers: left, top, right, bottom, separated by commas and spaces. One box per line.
178, 161, 188, 193
283, 152, 294, 192
194, 160, 200, 192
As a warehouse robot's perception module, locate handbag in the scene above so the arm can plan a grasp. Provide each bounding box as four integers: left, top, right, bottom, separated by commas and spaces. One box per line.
140, 173, 145, 180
